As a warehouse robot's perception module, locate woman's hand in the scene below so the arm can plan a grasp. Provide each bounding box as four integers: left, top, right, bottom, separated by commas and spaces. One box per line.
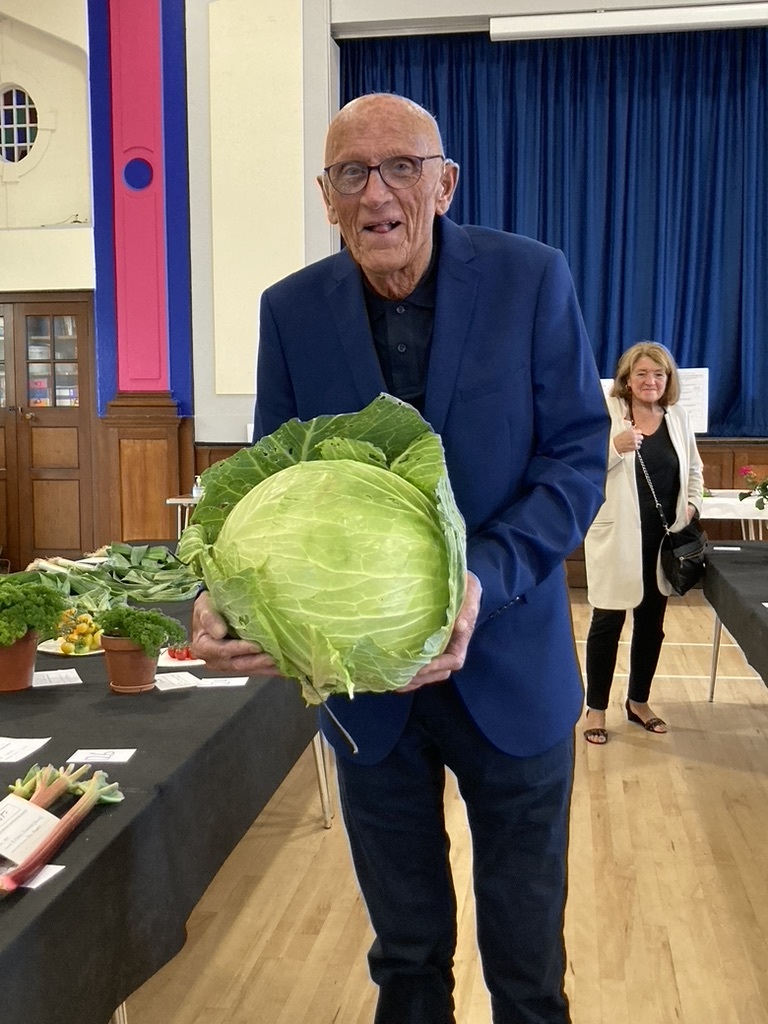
190, 591, 280, 676
614, 426, 644, 455
686, 502, 697, 523
397, 572, 482, 693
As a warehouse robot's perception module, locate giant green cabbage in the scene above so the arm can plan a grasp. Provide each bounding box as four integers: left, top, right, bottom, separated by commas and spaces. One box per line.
178, 395, 466, 704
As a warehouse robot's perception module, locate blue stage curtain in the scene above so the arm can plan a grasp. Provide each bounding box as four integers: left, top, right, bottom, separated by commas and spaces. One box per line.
339, 30, 768, 437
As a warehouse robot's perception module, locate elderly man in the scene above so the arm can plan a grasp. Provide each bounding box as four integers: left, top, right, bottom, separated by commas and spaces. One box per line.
193, 93, 609, 1024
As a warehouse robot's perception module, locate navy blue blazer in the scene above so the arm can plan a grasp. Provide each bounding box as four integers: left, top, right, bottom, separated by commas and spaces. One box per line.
254, 217, 609, 763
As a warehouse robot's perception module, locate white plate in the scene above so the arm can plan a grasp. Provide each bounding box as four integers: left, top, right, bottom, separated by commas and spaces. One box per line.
37, 638, 104, 657
157, 648, 205, 669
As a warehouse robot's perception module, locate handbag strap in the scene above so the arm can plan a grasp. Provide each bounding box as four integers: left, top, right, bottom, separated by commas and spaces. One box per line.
634, 446, 672, 534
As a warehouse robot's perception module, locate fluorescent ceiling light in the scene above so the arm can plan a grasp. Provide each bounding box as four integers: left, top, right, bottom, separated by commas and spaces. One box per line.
490, 4, 768, 40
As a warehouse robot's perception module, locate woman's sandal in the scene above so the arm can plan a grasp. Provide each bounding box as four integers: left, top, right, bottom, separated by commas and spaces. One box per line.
625, 699, 667, 733
583, 709, 608, 745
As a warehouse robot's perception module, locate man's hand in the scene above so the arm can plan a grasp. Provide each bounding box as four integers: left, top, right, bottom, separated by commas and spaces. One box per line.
190, 591, 280, 676
398, 572, 482, 693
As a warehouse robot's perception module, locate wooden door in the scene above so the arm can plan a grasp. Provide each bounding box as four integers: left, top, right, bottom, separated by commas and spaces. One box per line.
0, 303, 21, 565
1, 298, 94, 570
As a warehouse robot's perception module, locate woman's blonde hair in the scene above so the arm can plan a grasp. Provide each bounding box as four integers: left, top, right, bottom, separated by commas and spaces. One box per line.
610, 341, 680, 407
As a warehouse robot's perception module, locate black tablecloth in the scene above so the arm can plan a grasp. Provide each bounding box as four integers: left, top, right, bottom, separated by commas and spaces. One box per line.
703, 541, 768, 686
0, 601, 318, 1024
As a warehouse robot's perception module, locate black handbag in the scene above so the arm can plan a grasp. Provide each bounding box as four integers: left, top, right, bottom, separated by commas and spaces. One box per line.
635, 448, 707, 596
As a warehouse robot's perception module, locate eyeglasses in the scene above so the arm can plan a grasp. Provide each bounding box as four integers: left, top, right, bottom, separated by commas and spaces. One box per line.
323, 154, 445, 195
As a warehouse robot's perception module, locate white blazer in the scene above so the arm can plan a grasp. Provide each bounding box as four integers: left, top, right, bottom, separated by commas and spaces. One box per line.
584, 396, 704, 609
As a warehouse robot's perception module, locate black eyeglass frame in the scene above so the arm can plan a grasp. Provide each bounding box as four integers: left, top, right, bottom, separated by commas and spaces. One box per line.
323, 154, 445, 195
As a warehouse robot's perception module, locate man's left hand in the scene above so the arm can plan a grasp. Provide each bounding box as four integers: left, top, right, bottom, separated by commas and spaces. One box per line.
398, 572, 482, 693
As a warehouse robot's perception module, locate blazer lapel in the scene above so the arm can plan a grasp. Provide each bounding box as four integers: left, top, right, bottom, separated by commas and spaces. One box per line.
326, 251, 386, 405
424, 220, 479, 433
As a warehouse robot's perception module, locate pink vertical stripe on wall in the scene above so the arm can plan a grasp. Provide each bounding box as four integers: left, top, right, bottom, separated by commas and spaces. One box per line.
109, 0, 169, 391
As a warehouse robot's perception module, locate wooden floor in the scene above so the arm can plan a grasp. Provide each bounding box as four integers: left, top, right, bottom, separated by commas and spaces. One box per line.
126, 590, 768, 1023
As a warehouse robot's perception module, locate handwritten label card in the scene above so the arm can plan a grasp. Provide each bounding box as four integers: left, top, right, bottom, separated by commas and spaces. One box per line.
154, 672, 200, 691
0, 737, 51, 763
33, 669, 83, 688
196, 677, 248, 688
0, 794, 59, 869
66, 748, 136, 764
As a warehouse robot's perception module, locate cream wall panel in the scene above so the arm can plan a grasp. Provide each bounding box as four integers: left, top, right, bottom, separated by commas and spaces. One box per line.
0, 1, 86, 51
0, 17, 91, 230
189, 0, 336, 442
0, 226, 94, 289
209, 0, 306, 397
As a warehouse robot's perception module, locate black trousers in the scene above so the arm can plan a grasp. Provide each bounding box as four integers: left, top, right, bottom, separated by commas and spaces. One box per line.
335, 680, 574, 1024
585, 524, 669, 710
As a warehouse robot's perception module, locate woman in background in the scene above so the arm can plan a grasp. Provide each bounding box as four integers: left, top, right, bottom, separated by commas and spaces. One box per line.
582, 342, 704, 744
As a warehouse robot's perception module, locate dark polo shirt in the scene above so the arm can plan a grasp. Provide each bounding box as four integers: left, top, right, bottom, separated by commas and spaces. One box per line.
363, 243, 437, 414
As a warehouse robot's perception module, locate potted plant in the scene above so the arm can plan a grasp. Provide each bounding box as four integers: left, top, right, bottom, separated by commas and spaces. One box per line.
0, 580, 69, 692
98, 606, 187, 694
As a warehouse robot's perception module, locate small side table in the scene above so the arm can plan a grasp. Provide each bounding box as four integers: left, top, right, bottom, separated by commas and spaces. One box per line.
165, 495, 200, 538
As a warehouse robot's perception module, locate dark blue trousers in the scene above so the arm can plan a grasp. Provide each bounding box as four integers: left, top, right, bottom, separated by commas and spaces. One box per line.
335, 681, 574, 1024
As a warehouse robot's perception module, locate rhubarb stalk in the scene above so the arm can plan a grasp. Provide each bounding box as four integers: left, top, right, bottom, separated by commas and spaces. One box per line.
0, 770, 123, 897
29, 764, 91, 809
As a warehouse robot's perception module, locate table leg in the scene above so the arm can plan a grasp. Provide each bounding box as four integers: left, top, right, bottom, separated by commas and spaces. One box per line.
176, 506, 183, 540
109, 1003, 128, 1024
708, 613, 723, 702
312, 732, 333, 829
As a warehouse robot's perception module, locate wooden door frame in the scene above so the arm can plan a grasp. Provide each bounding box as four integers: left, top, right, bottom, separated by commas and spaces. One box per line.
0, 290, 96, 569
0, 302, 21, 562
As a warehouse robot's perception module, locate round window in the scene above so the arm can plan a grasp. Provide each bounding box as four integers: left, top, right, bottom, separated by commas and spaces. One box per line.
1, 86, 39, 163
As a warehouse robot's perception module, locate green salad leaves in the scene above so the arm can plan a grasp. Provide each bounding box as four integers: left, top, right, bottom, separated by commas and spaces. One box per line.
178, 395, 466, 704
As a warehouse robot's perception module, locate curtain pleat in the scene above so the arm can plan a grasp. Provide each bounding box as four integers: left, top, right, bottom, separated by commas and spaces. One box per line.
340, 29, 768, 437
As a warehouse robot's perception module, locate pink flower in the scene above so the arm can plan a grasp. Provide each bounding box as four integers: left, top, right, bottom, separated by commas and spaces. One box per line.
739, 465, 753, 477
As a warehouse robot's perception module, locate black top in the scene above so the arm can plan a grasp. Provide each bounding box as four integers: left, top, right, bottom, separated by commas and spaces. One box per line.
363, 245, 437, 413
634, 416, 680, 528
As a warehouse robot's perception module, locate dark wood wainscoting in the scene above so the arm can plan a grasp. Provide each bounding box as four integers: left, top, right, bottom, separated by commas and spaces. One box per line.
91, 394, 194, 548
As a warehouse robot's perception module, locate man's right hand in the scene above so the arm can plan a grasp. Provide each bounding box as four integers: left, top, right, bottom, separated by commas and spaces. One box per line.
190, 591, 281, 676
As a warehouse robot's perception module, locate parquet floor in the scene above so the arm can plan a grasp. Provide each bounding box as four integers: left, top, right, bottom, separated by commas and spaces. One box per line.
126, 589, 768, 1023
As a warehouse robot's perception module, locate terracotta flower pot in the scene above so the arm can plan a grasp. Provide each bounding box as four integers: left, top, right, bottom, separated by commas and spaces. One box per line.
101, 635, 158, 694
0, 630, 38, 692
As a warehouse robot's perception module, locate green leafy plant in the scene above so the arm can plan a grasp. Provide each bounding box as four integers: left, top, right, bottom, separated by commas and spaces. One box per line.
0, 579, 69, 648
178, 394, 466, 705
98, 606, 186, 659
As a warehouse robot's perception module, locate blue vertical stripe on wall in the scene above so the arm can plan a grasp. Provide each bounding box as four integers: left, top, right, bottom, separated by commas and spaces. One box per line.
160, 0, 193, 418
86, 0, 117, 416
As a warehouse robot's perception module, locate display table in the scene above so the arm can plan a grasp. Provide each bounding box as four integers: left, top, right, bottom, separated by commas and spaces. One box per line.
0, 613, 320, 1024
700, 489, 768, 540
165, 495, 200, 538
702, 542, 768, 700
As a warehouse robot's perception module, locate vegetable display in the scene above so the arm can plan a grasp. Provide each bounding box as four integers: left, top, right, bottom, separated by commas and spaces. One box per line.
21, 542, 202, 607
178, 395, 466, 705
57, 609, 103, 654
2, 763, 123, 897
98, 605, 187, 659
0, 580, 69, 648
